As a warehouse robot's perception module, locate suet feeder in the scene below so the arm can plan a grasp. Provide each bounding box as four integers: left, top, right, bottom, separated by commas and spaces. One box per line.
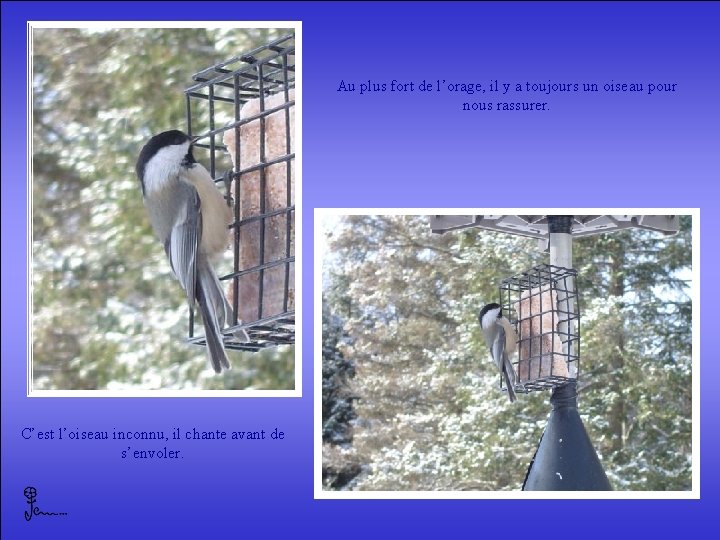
184, 33, 295, 352
430, 214, 679, 490
499, 263, 580, 393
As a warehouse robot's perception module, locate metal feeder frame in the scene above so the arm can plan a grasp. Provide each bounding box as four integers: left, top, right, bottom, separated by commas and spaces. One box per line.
184, 33, 295, 352
499, 264, 580, 393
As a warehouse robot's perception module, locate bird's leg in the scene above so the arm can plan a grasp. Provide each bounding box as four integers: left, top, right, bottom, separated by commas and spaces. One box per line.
222, 169, 235, 207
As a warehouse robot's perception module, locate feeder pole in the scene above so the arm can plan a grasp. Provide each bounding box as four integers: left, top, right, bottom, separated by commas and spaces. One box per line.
523, 215, 612, 491
548, 215, 573, 268
548, 216, 576, 377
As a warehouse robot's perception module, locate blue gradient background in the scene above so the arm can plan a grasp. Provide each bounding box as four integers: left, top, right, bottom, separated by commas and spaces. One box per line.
2, 1, 717, 538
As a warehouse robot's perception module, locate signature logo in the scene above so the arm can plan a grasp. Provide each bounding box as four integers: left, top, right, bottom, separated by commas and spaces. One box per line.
24, 487, 68, 521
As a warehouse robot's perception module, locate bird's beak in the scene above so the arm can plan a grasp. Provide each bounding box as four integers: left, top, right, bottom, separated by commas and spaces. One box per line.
190, 136, 200, 145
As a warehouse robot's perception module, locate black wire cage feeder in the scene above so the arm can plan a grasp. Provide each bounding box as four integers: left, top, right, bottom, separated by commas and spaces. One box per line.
184, 33, 295, 352
499, 264, 580, 394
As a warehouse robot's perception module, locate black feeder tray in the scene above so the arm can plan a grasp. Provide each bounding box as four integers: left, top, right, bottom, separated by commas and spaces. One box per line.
184, 33, 296, 352
499, 264, 580, 394
522, 381, 612, 490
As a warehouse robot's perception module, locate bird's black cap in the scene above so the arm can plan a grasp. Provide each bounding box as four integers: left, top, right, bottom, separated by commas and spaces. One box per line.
135, 130, 194, 185
478, 302, 502, 323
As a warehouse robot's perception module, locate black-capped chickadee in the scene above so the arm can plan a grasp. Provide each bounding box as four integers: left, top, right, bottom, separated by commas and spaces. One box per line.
136, 130, 248, 373
478, 303, 519, 403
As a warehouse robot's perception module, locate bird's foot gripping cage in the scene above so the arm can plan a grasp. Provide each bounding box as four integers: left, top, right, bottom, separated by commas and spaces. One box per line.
184, 33, 295, 352
500, 264, 579, 393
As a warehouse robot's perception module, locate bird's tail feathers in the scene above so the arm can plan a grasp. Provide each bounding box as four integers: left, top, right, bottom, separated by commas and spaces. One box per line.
196, 257, 230, 373
504, 369, 517, 403
205, 259, 251, 343
503, 355, 517, 403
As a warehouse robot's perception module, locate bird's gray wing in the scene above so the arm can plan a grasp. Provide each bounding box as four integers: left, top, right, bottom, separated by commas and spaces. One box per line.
491, 323, 518, 402
164, 183, 201, 311
491, 323, 506, 373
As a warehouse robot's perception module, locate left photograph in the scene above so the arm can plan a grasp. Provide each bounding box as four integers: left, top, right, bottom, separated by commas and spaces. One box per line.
31, 25, 298, 392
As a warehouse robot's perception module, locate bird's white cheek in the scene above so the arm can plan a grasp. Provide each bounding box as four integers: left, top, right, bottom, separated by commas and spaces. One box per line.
481, 309, 500, 331
143, 160, 180, 195
142, 144, 189, 194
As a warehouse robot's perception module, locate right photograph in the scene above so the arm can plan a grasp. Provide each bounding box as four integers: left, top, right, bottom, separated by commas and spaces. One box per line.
319, 212, 696, 493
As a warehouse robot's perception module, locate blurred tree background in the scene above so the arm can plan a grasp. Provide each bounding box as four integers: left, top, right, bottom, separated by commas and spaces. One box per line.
322, 215, 692, 491
32, 27, 294, 390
